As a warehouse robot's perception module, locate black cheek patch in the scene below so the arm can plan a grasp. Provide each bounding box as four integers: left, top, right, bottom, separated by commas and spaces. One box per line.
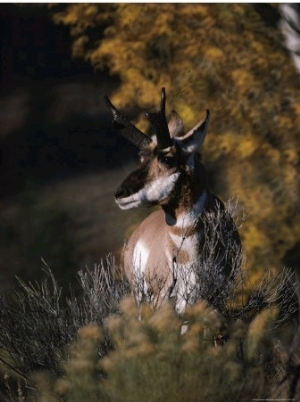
115, 162, 150, 199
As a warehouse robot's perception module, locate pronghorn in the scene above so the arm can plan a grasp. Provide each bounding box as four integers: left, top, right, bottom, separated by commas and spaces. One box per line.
105, 88, 241, 313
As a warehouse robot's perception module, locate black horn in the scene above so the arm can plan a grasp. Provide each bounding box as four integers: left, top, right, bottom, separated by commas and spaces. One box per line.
145, 88, 172, 150
105, 95, 151, 149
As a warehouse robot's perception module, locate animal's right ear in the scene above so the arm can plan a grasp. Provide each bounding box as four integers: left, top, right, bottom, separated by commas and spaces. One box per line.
168, 110, 185, 138
176, 110, 210, 154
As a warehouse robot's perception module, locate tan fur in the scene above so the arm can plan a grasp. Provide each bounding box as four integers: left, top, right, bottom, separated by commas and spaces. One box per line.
124, 210, 172, 305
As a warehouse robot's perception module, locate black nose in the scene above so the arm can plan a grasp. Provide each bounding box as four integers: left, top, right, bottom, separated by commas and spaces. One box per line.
115, 186, 129, 199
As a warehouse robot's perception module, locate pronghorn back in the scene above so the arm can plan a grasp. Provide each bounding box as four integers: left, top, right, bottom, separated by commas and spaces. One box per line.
105, 88, 241, 313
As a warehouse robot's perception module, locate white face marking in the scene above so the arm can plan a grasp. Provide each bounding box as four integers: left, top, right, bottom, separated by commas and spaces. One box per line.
116, 172, 180, 210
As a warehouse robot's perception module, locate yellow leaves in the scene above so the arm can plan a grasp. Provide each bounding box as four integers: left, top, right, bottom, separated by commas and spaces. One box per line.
237, 137, 259, 158
78, 323, 102, 343
246, 307, 277, 361
51, 4, 79, 25
52, 4, 98, 28
276, 114, 295, 131
282, 148, 299, 165
54, 296, 279, 401
72, 36, 89, 58
204, 46, 226, 62
135, 81, 162, 108
174, 102, 198, 127
261, 145, 281, 165
242, 224, 269, 256
149, 302, 181, 333
211, 131, 259, 159
282, 163, 297, 188
102, 298, 225, 382
180, 3, 208, 20
292, 101, 300, 117
116, 4, 141, 28
231, 69, 255, 96
250, 40, 264, 54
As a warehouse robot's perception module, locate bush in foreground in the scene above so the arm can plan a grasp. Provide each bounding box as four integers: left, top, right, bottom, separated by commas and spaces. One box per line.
0, 255, 299, 401
33, 298, 297, 402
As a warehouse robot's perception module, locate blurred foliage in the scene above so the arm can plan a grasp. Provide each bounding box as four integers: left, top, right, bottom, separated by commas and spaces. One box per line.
10, 299, 298, 401
50, 4, 300, 283
52, 300, 260, 402
0, 261, 298, 401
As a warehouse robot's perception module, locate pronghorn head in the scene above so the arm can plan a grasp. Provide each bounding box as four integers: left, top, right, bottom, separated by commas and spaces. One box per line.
105, 88, 210, 212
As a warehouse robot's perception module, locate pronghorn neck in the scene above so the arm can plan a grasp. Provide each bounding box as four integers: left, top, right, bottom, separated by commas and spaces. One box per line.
163, 190, 208, 228
163, 157, 209, 229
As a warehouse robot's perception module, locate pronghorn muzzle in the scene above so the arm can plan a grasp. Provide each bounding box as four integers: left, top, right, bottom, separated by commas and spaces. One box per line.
114, 163, 149, 201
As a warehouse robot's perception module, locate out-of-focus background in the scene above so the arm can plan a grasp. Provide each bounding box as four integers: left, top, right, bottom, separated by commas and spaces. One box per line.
0, 4, 299, 293
0, 4, 146, 291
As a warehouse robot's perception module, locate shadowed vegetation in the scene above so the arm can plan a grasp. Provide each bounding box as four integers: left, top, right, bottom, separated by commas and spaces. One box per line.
0, 250, 298, 401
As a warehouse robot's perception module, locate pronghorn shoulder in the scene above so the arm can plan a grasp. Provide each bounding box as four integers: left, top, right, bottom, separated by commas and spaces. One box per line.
127, 210, 167, 249
126, 209, 168, 258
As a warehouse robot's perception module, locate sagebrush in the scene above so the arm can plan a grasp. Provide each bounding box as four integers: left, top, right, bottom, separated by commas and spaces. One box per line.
0, 255, 298, 401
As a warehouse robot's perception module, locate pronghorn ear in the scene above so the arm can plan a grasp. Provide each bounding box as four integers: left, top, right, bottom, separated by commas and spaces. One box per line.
168, 110, 185, 138
177, 110, 210, 154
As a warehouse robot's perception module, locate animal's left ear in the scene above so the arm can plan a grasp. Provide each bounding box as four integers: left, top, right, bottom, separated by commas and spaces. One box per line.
176, 110, 210, 154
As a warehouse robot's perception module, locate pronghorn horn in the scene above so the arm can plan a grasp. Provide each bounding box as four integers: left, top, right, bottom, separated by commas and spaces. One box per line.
145, 87, 172, 150
105, 95, 152, 149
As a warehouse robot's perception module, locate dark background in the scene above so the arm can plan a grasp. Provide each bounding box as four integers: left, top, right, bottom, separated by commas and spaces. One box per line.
0, 4, 143, 292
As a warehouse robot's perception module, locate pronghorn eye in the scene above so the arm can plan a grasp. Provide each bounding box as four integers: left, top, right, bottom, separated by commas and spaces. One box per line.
158, 155, 176, 166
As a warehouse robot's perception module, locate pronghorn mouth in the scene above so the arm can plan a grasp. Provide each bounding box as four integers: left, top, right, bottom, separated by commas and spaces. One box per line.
115, 196, 144, 210
115, 172, 181, 210
115, 193, 157, 210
